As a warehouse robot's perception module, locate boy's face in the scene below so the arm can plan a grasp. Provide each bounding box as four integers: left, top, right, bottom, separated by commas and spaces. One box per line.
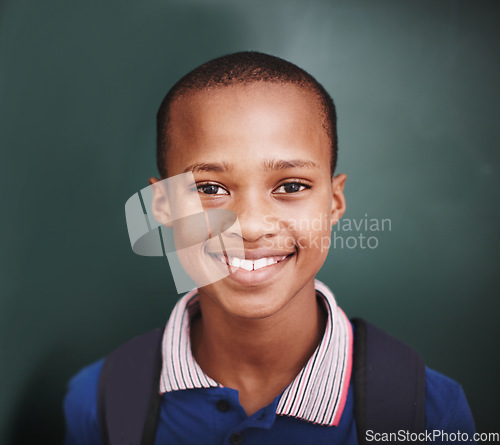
152, 82, 346, 320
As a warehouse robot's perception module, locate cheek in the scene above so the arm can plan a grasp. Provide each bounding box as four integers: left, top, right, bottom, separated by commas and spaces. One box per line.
287, 213, 332, 257
172, 216, 208, 251
174, 237, 230, 289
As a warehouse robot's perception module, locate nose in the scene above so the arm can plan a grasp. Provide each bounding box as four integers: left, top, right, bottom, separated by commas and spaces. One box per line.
231, 193, 280, 242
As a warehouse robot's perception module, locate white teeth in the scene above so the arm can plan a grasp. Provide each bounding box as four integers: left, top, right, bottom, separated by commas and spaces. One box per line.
264, 258, 273, 267
253, 258, 267, 270
215, 254, 290, 271
240, 259, 253, 271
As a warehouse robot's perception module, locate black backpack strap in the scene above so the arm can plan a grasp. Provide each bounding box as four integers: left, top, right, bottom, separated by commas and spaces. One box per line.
352, 318, 426, 444
97, 328, 164, 445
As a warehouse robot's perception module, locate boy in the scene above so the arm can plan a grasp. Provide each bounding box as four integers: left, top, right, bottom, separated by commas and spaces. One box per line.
64, 51, 476, 444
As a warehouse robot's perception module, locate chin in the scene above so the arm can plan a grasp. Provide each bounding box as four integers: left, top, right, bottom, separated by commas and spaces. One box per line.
201, 282, 289, 320
224, 303, 285, 321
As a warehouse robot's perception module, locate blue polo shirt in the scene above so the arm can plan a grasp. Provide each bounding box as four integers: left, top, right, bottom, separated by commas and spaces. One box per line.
64, 281, 476, 444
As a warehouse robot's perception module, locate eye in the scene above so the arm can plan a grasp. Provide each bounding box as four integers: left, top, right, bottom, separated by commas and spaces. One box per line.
273, 182, 310, 194
197, 183, 229, 195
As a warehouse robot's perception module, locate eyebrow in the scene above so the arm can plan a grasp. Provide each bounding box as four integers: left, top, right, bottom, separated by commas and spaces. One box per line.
261, 159, 320, 171
183, 162, 233, 173
183, 159, 319, 173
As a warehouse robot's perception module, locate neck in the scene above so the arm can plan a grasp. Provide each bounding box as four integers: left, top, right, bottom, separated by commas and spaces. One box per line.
190, 281, 327, 410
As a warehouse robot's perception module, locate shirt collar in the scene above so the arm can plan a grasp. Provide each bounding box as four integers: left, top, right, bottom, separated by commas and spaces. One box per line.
159, 279, 353, 426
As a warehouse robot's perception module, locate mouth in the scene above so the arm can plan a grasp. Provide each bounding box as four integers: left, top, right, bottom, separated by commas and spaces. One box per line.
204, 249, 296, 286
211, 253, 294, 272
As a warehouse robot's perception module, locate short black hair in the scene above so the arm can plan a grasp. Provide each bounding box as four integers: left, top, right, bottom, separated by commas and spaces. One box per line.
156, 51, 338, 178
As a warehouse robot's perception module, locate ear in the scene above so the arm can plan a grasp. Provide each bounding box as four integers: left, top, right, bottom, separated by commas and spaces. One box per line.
330, 173, 347, 227
148, 177, 173, 228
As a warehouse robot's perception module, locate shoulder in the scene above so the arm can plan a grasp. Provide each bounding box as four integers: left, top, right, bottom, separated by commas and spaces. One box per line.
424, 366, 476, 433
63, 358, 104, 445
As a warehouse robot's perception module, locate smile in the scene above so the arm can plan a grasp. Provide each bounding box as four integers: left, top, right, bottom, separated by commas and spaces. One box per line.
212, 254, 292, 272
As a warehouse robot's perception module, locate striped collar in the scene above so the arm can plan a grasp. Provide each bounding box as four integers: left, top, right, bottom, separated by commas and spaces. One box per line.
159, 279, 353, 426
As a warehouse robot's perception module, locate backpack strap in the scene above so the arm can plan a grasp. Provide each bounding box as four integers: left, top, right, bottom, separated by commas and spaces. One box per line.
97, 328, 164, 445
351, 318, 426, 443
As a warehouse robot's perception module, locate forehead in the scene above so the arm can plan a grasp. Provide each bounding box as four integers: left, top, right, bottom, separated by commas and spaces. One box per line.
170, 82, 324, 128
165, 83, 329, 175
